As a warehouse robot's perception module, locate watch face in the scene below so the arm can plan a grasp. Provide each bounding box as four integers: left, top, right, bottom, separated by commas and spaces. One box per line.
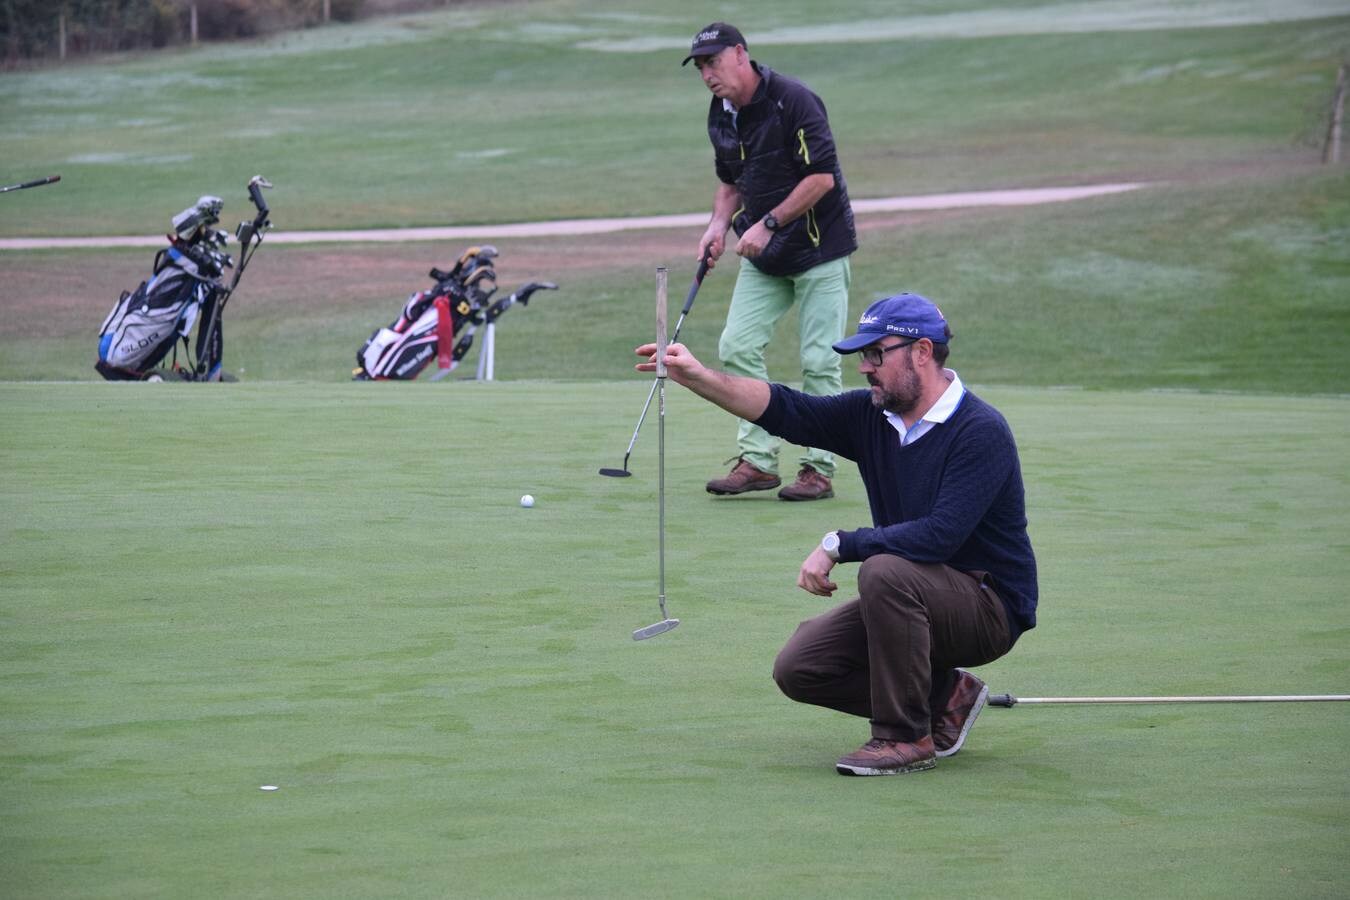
765, 214, 778, 231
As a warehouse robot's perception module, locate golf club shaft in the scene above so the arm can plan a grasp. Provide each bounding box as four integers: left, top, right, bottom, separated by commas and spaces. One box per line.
618, 306, 688, 466
608, 252, 711, 472
989, 693, 1350, 707
0, 174, 60, 193
656, 267, 668, 619
658, 377, 667, 619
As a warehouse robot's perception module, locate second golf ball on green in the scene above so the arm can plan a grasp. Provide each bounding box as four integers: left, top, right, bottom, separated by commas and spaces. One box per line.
520, 494, 535, 508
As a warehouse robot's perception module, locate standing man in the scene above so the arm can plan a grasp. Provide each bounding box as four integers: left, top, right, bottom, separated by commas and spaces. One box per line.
684, 23, 858, 501
636, 293, 1038, 776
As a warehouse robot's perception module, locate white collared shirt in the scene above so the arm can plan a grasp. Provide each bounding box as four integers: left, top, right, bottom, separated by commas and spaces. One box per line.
723, 97, 739, 124
883, 369, 965, 446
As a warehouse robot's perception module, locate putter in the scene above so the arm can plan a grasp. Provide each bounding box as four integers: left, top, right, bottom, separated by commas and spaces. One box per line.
600, 248, 712, 478
990, 692, 1350, 707
634, 267, 679, 641
0, 174, 60, 194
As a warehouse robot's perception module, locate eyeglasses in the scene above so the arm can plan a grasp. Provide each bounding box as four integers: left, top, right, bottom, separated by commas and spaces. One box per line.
860, 339, 916, 367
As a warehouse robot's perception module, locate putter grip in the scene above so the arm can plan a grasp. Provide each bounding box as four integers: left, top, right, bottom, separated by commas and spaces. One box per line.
681, 251, 712, 315
655, 267, 668, 378
249, 181, 268, 214
988, 693, 1017, 707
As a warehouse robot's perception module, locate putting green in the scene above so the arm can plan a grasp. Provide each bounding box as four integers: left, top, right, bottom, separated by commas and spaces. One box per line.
2, 382, 1346, 896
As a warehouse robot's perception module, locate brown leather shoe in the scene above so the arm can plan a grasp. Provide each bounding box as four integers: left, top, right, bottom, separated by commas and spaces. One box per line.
932, 669, 989, 758
705, 457, 780, 495
836, 735, 937, 776
777, 466, 834, 501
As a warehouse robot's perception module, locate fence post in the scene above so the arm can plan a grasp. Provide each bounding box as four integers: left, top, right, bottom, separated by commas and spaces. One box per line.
323, 0, 331, 22
190, 2, 199, 46
58, 9, 66, 60
1325, 63, 1346, 165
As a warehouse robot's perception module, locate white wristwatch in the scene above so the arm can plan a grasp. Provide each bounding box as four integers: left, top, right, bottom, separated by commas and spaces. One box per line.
821, 531, 841, 561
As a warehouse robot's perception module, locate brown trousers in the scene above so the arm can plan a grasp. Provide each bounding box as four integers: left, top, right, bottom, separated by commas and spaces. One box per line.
773, 555, 1014, 742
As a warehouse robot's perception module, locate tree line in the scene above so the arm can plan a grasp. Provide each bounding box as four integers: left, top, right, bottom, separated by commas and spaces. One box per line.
1, 0, 368, 65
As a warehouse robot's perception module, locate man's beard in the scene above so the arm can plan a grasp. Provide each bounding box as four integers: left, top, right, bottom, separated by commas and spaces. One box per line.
868, 352, 922, 414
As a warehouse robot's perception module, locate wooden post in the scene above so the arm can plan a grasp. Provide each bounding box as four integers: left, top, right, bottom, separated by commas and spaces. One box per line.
1325, 63, 1346, 165
58, 9, 66, 60
322, 0, 331, 22
190, 2, 198, 46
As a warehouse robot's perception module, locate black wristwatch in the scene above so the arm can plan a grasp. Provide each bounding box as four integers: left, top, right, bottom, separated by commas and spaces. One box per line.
763, 212, 780, 232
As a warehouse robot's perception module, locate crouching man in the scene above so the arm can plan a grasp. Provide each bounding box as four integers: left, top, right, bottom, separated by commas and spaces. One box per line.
635, 292, 1038, 775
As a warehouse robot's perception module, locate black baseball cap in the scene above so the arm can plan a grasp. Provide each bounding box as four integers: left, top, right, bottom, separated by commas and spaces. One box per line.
681, 22, 747, 66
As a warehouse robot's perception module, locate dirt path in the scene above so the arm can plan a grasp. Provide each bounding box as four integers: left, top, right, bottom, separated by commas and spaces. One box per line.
0, 183, 1145, 251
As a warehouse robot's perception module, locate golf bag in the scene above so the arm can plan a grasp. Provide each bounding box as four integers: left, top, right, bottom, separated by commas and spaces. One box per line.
96, 240, 225, 380
354, 245, 557, 381
96, 177, 274, 381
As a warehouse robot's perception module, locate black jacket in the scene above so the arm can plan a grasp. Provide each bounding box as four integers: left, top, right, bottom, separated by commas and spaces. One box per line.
708, 62, 857, 277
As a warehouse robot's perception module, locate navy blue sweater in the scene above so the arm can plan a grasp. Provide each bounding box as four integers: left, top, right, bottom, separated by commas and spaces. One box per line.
756, 384, 1038, 638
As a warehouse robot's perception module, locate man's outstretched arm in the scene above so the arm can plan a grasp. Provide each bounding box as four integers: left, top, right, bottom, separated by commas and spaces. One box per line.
634, 341, 770, 421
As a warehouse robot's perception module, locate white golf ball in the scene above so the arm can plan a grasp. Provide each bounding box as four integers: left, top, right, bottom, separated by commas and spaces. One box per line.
520, 494, 535, 508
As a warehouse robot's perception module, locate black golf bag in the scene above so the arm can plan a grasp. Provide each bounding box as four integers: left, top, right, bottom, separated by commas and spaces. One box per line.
96, 177, 273, 382
354, 245, 557, 381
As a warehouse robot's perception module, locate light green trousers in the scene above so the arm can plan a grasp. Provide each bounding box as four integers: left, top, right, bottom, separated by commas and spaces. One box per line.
717, 255, 851, 478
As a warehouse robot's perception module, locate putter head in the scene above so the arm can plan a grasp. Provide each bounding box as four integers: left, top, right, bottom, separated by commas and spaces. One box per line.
632, 618, 679, 641
598, 467, 632, 478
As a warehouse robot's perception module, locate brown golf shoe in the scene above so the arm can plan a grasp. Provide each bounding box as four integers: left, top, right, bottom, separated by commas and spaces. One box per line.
835, 735, 937, 776
932, 669, 990, 758
777, 466, 834, 501
705, 457, 780, 495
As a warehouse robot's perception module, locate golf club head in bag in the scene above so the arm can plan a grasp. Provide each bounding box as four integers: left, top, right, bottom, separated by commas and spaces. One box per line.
172, 195, 223, 241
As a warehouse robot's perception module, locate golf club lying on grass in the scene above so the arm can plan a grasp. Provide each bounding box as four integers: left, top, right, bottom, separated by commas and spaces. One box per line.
989, 692, 1350, 707
600, 247, 712, 478
633, 267, 679, 641
1, 174, 60, 194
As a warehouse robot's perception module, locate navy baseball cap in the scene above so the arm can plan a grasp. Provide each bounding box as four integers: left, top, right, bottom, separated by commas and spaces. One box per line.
681, 23, 747, 66
833, 293, 950, 353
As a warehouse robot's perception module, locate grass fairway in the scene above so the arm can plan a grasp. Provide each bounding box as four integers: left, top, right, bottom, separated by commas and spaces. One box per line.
2, 382, 1347, 897
3, 168, 1348, 393
1, 3, 1347, 233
